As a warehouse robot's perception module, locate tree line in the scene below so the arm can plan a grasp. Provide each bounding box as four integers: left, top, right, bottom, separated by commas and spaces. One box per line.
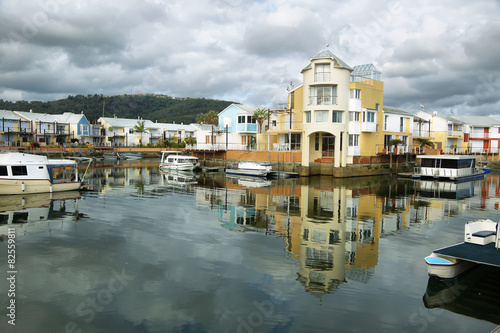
0, 94, 234, 124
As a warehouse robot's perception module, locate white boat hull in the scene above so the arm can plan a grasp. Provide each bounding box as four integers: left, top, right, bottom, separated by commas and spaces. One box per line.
425, 253, 476, 279
160, 163, 200, 171
0, 179, 81, 195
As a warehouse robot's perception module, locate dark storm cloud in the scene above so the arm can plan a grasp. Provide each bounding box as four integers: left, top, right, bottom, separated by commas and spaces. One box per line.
0, 0, 499, 115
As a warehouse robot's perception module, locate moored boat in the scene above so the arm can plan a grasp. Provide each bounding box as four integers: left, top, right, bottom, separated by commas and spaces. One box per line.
425, 219, 500, 279
0, 152, 83, 195
118, 153, 143, 160
159, 151, 200, 171
225, 162, 273, 178
413, 155, 485, 182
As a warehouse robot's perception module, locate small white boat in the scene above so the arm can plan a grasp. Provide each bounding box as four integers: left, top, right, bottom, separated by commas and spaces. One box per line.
118, 153, 142, 160
424, 252, 477, 280
225, 162, 273, 178
0, 152, 82, 195
425, 219, 500, 279
159, 151, 200, 171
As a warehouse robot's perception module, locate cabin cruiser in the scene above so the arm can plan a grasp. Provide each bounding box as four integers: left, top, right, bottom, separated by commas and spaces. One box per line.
0, 152, 83, 195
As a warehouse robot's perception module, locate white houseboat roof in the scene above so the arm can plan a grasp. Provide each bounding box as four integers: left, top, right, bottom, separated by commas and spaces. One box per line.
417, 155, 478, 160
0, 152, 76, 166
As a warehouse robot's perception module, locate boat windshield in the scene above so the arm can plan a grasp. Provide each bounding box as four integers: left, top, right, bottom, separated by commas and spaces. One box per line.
48, 165, 77, 183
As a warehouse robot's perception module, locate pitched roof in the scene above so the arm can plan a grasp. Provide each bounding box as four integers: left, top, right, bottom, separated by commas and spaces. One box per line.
302, 50, 352, 72
383, 106, 412, 116
0, 110, 24, 120
53, 112, 87, 123
15, 110, 61, 122
451, 115, 500, 127
99, 117, 160, 129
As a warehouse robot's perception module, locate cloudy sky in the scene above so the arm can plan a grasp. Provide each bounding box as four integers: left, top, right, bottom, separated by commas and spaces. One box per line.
0, 0, 499, 116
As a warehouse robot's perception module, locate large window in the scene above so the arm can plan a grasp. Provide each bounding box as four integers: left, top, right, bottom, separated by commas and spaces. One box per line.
315, 110, 329, 123
238, 116, 245, 123
348, 134, 359, 147
349, 112, 360, 122
332, 111, 343, 123
365, 111, 375, 123
305, 111, 311, 123
310, 85, 337, 105
350, 89, 361, 99
315, 64, 330, 81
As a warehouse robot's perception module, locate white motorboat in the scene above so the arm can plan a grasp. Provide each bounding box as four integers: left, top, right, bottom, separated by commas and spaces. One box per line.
159, 151, 200, 171
425, 219, 500, 279
225, 162, 273, 178
118, 153, 142, 160
0, 152, 83, 195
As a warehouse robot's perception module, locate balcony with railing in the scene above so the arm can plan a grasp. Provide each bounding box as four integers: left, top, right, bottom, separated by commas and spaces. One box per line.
186, 142, 302, 152
376, 144, 425, 155
309, 96, 337, 105
447, 130, 462, 137
236, 123, 257, 133
412, 129, 435, 138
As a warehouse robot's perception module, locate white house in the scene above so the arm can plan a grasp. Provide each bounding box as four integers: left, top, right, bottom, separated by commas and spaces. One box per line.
98, 117, 162, 146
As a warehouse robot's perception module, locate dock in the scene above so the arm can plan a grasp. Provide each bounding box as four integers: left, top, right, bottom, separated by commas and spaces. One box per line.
434, 242, 500, 267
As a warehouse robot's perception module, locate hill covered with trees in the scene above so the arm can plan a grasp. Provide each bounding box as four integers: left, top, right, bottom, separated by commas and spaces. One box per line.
0, 94, 234, 124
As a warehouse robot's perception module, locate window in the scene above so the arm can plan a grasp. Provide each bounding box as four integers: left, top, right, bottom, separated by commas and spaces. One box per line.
366, 111, 375, 123
80, 124, 89, 133
315, 133, 319, 151
315, 64, 330, 81
400, 118, 405, 132
247, 116, 256, 124
332, 111, 343, 123
0, 166, 7, 176
310, 85, 337, 105
238, 116, 245, 123
12, 166, 27, 176
350, 89, 361, 99
349, 112, 360, 122
315, 110, 329, 123
384, 115, 388, 130
348, 134, 359, 146
305, 111, 311, 123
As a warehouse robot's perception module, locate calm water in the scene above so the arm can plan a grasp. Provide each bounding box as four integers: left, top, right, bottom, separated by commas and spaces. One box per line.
1, 160, 500, 333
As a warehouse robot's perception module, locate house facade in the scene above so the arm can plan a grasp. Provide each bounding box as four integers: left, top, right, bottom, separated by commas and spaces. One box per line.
416, 111, 464, 153
98, 117, 161, 146
218, 104, 260, 150
453, 115, 500, 154
53, 112, 91, 144
0, 110, 32, 146
15, 110, 71, 146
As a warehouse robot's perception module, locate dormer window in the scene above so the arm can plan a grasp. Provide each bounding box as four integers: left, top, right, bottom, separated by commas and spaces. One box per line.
315, 64, 331, 81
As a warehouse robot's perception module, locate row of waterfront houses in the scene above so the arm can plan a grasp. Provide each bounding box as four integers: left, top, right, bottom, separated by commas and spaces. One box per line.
0, 109, 197, 147
2, 49, 499, 167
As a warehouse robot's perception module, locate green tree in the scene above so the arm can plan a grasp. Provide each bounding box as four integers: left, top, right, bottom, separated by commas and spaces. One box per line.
252, 108, 269, 134
132, 120, 147, 147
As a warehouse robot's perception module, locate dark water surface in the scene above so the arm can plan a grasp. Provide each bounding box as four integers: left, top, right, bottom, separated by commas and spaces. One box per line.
1, 160, 500, 333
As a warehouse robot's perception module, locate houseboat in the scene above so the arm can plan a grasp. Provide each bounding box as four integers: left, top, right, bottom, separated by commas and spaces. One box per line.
413, 155, 485, 182
225, 162, 273, 178
0, 152, 82, 195
159, 151, 200, 171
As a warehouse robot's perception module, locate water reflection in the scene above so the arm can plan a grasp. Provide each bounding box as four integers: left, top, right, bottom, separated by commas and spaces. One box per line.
0, 191, 85, 239
423, 265, 500, 324
83, 162, 500, 297
4, 161, 499, 331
